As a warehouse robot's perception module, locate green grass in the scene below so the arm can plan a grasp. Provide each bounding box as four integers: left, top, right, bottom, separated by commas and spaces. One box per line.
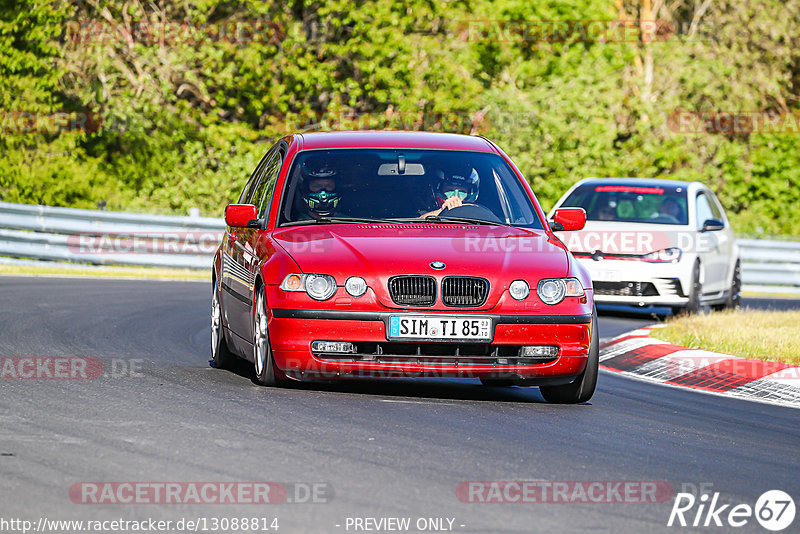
0, 263, 208, 281
654, 309, 800, 365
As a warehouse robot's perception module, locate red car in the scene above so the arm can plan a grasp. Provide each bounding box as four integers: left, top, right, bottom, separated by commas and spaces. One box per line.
212, 131, 597, 403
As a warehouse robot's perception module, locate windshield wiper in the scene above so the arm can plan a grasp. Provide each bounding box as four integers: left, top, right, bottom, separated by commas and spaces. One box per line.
415, 215, 512, 227
281, 217, 407, 227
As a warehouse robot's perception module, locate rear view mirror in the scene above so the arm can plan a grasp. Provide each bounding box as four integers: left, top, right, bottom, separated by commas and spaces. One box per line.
377, 163, 425, 176
225, 204, 259, 228
551, 208, 586, 232
701, 218, 724, 232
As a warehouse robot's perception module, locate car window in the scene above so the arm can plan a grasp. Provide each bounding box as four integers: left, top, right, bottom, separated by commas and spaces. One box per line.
560, 183, 688, 225
239, 152, 271, 204
696, 192, 718, 227
277, 149, 543, 228
706, 191, 723, 219
251, 151, 282, 218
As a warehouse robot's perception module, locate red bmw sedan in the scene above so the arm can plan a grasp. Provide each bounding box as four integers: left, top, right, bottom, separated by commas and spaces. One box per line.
212, 131, 597, 403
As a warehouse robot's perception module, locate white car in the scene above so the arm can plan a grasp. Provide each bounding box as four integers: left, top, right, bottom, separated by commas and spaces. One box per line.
549, 178, 740, 314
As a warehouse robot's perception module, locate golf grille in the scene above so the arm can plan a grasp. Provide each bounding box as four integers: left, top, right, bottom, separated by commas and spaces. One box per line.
594, 281, 658, 297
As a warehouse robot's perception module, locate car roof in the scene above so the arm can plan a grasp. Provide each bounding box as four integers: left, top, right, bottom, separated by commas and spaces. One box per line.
576, 177, 699, 189
295, 130, 498, 152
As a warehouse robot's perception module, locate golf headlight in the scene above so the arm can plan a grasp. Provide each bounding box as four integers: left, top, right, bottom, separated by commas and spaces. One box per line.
537, 278, 584, 305
280, 273, 338, 301
345, 276, 367, 297
641, 247, 682, 263
509, 280, 530, 301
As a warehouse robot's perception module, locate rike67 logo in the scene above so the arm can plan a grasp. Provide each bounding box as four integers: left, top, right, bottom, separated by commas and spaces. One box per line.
668, 489, 795, 531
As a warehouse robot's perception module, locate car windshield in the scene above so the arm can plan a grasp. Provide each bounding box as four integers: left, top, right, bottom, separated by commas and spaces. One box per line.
277, 149, 543, 228
560, 183, 689, 225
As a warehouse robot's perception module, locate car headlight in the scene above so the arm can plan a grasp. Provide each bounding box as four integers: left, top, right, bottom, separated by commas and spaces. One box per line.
641, 247, 682, 263
280, 273, 338, 301
345, 276, 368, 297
509, 280, 530, 301
537, 278, 584, 305
305, 274, 337, 300
280, 274, 304, 291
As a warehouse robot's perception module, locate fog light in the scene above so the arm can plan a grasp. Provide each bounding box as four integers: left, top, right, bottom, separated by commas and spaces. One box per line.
311, 341, 355, 353
520, 345, 559, 357
509, 280, 530, 300
345, 276, 367, 297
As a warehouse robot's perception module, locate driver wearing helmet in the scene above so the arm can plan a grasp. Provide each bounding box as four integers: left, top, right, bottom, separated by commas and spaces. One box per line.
297, 158, 341, 220
421, 165, 480, 218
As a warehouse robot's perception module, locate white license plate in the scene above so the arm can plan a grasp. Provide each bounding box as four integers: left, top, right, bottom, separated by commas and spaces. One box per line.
592, 269, 621, 282
388, 315, 492, 341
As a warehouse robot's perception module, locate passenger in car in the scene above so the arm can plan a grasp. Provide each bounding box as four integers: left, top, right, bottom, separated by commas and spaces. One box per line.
421, 165, 480, 217
655, 198, 684, 223
596, 204, 616, 220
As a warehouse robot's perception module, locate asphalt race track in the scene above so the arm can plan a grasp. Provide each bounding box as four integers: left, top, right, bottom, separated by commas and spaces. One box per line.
1, 276, 799, 533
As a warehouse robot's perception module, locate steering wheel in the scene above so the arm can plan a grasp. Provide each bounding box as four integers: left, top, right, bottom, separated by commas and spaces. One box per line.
650, 213, 680, 224
441, 204, 503, 223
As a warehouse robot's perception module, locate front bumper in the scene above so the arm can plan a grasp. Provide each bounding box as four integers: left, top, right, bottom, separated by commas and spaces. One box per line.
577, 258, 692, 307
267, 309, 592, 384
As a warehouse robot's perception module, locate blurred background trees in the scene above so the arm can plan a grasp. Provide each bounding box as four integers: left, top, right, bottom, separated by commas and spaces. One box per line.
1, 0, 798, 234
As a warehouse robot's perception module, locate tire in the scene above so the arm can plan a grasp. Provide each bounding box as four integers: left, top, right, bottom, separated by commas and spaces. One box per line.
539, 308, 599, 404
253, 285, 284, 386
712, 259, 741, 311
480, 378, 515, 387
211, 281, 237, 369
675, 261, 702, 316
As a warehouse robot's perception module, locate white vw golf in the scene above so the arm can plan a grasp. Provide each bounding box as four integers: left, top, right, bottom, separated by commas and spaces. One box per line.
549, 178, 740, 314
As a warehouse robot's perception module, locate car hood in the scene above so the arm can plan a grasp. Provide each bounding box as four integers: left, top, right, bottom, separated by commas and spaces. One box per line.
272, 223, 570, 307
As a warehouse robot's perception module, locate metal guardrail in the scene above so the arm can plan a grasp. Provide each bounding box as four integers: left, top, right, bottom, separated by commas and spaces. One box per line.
738, 238, 800, 294
0, 201, 224, 269
0, 202, 799, 293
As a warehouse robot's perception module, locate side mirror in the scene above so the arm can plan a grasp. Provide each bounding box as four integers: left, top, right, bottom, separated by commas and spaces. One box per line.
225, 204, 259, 228
551, 208, 586, 232
701, 218, 724, 232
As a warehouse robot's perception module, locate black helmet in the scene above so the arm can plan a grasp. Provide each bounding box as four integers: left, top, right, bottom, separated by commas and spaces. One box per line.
299, 158, 340, 216
435, 165, 479, 208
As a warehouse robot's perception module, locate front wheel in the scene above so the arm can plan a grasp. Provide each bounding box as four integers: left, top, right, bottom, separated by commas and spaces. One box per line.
712, 259, 741, 311
674, 261, 702, 316
211, 282, 236, 369
539, 308, 599, 404
253, 286, 284, 386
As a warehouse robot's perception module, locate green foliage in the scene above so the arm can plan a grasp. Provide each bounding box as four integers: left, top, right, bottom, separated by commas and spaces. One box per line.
0, 0, 798, 235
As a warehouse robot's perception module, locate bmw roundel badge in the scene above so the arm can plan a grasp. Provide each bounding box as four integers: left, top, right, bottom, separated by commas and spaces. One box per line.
430, 261, 446, 270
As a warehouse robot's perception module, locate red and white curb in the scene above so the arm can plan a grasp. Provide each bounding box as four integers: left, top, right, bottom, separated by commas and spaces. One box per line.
599, 326, 800, 409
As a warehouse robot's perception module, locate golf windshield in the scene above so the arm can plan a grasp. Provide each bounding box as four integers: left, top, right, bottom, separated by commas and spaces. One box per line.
560, 183, 689, 225
278, 149, 543, 228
